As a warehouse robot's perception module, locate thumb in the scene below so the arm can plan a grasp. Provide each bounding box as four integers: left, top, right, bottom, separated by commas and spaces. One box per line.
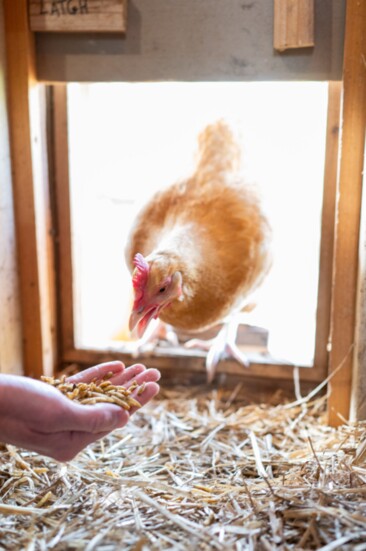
66, 402, 129, 433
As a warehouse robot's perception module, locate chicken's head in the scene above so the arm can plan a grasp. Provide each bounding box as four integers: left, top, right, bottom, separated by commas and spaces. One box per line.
129, 253, 183, 338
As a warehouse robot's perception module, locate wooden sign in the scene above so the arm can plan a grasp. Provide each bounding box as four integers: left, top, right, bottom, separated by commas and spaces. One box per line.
29, 0, 127, 33
274, 0, 314, 52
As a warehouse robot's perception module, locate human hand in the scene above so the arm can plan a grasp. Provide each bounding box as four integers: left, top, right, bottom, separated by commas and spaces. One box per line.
0, 361, 160, 462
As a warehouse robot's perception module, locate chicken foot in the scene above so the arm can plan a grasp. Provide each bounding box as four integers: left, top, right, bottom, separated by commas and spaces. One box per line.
184, 315, 250, 383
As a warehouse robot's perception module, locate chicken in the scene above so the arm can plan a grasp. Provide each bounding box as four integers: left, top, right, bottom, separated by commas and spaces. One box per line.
125, 120, 272, 381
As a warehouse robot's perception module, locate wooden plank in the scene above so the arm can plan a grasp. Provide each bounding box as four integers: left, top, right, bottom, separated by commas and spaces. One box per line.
29, 0, 128, 33
61, 346, 326, 384
313, 82, 342, 377
328, 0, 366, 426
31, 85, 58, 377
3, 0, 44, 379
51, 86, 75, 354
274, 0, 315, 52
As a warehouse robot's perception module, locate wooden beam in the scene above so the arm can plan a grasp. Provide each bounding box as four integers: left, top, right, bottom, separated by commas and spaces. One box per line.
328, 0, 366, 426
274, 0, 314, 52
3, 1, 55, 378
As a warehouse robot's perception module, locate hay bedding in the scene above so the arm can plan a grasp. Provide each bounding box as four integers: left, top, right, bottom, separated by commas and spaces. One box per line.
1, 386, 366, 550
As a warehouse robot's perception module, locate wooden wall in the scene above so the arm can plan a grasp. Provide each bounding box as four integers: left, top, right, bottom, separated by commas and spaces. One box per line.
35, 0, 345, 83
0, 0, 23, 375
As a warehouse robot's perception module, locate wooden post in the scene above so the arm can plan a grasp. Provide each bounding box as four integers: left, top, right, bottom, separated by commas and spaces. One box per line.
328, 0, 366, 426
3, 1, 55, 378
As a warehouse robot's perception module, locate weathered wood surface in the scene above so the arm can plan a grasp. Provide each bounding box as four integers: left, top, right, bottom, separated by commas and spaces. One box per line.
29, 0, 127, 33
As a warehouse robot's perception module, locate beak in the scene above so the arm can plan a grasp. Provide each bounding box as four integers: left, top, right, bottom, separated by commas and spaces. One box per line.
129, 305, 159, 338
129, 309, 141, 333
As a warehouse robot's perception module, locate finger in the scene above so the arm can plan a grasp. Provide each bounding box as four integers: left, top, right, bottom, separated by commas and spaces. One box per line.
115, 366, 161, 390
67, 361, 125, 384
128, 381, 160, 416
129, 368, 161, 387
110, 363, 146, 386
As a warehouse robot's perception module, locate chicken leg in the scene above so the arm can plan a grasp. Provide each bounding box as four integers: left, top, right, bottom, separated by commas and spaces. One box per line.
184, 314, 250, 383
127, 318, 179, 357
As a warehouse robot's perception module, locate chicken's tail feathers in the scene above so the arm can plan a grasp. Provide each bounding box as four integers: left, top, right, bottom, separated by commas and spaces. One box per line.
195, 120, 241, 182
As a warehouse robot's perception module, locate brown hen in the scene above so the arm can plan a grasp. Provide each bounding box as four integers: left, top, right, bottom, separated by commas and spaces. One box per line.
125, 120, 272, 381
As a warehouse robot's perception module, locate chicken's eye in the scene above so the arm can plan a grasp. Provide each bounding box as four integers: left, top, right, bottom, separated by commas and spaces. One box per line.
159, 287, 166, 293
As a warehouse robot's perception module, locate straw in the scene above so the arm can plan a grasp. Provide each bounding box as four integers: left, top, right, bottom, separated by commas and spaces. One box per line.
1, 383, 366, 549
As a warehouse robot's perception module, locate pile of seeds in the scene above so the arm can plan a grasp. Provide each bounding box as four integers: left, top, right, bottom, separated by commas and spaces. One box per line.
41, 374, 142, 410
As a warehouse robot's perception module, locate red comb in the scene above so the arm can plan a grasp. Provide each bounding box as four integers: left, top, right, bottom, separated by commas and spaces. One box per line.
132, 253, 149, 296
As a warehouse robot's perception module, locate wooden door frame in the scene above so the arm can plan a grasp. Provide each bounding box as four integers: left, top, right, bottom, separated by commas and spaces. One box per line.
50, 81, 339, 390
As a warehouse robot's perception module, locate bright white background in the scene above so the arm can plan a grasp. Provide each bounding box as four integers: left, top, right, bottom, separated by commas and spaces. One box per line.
68, 82, 328, 366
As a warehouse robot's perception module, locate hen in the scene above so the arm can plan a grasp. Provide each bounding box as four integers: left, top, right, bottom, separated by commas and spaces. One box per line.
125, 120, 272, 381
